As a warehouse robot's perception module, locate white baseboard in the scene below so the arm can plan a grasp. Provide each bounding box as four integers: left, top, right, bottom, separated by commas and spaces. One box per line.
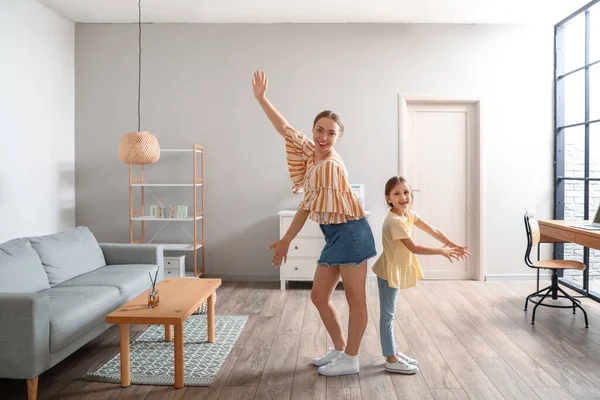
202, 273, 551, 283
202, 274, 279, 282
485, 273, 551, 281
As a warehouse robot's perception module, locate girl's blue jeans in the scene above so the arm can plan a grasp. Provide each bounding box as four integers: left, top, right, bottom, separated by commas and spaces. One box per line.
377, 276, 399, 357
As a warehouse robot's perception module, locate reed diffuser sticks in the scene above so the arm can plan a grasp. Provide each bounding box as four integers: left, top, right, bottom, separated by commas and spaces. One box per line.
147, 266, 160, 308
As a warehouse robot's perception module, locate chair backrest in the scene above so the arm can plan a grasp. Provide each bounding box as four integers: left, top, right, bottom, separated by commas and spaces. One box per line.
529, 217, 541, 247
523, 212, 540, 268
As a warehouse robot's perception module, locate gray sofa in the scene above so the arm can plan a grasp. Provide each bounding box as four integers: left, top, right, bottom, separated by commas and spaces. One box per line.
0, 226, 164, 400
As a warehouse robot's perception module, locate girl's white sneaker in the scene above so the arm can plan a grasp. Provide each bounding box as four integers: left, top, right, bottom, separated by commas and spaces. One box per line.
397, 351, 418, 366
385, 358, 418, 374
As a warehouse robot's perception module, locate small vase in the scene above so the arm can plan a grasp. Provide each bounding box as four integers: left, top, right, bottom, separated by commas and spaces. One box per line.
148, 287, 160, 308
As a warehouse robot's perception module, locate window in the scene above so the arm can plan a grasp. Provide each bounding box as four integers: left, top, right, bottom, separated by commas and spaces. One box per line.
554, 0, 600, 300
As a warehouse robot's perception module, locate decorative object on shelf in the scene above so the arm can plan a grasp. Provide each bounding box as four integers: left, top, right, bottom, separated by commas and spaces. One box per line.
150, 205, 158, 217
177, 205, 188, 219
351, 184, 365, 208
147, 267, 160, 308
158, 206, 166, 218
117, 0, 160, 166
169, 205, 177, 219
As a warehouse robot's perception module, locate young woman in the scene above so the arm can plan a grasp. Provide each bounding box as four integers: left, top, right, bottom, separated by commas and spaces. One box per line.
252, 70, 377, 376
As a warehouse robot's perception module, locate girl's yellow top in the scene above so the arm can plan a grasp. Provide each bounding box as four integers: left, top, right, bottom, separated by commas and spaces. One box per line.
372, 209, 424, 289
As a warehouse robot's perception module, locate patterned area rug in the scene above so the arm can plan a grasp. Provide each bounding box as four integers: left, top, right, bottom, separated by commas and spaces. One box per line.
84, 315, 248, 386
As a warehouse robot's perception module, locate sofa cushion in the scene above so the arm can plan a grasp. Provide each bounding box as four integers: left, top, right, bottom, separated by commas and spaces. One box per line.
0, 238, 50, 293
55, 264, 161, 302
43, 286, 121, 352
28, 226, 107, 286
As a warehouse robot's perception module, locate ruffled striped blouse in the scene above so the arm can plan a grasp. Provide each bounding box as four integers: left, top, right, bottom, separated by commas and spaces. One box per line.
284, 125, 364, 225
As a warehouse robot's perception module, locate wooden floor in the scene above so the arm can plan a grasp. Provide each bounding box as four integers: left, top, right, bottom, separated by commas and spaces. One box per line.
2, 279, 600, 400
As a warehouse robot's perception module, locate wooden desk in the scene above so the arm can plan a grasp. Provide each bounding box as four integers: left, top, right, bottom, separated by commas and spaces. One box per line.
538, 220, 600, 250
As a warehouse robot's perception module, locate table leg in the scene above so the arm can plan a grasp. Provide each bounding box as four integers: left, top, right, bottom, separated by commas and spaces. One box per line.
119, 324, 130, 387
174, 323, 184, 389
208, 292, 215, 343
165, 324, 172, 341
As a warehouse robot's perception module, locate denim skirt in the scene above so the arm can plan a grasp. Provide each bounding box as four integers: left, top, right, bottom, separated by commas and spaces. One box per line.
318, 217, 377, 266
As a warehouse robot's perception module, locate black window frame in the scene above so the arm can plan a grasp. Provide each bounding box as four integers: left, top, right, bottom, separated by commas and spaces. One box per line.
554, 0, 600, 302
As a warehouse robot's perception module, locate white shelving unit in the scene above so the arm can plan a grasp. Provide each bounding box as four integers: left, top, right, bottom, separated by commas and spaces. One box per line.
128, 144, 205, 277
131, 183, 197, 187
131, 215, 203, 221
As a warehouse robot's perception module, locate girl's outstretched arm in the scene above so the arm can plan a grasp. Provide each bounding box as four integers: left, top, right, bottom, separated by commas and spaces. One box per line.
414, 217, 453, 245
414, 218, 471, 258
252, 70, 289, 137
399, 237, 462, 263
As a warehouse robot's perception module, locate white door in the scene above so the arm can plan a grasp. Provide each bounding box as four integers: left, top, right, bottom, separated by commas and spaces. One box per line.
400, 100, 479, 280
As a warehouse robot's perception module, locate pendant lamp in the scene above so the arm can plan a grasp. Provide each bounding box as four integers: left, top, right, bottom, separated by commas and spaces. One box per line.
118, 0, 160, 165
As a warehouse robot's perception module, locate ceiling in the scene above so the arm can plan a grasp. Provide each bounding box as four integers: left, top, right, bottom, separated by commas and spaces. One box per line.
33, 0, 589, 24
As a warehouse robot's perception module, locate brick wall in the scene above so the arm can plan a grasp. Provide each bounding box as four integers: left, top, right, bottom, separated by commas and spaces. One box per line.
562, 133, 600, 284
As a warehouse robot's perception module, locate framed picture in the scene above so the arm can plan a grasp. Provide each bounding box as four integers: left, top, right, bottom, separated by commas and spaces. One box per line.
351, 184, 365, 208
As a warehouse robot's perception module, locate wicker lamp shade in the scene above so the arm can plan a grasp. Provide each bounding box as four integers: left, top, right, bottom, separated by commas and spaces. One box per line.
118, 131, 160, 165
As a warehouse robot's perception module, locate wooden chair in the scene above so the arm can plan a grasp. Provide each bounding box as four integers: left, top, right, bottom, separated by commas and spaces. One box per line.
523, 213, 589, 327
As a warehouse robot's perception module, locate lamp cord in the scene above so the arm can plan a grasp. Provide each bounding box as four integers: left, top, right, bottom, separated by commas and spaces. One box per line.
137, 0, 142, 132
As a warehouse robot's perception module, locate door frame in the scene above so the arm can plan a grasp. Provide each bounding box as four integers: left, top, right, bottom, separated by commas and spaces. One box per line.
398, 95, 484, 281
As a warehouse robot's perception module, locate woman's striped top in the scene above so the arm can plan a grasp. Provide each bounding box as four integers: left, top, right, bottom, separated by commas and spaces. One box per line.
284, 125, 364, 225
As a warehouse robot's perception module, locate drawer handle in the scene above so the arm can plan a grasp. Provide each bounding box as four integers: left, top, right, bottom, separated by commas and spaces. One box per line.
294, 246, 298, 250
294, 267, 298, 270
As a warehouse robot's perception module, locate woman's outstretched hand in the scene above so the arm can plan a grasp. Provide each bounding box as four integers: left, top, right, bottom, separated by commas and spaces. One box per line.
252, 70, 268, 100
268, 238, 290, 268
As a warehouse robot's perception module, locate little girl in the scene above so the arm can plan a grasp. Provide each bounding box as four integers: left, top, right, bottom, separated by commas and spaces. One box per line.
372, 176, 470, 374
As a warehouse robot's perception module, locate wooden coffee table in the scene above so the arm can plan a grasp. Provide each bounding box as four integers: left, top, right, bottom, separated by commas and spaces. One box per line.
106, 277, 222, 389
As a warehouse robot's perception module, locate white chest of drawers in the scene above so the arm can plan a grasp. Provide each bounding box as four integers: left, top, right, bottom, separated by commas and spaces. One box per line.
164, 255, 186, 278
278, 209, 370, 290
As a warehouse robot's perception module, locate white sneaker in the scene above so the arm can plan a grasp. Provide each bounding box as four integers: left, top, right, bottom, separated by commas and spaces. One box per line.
386, 358, 418, 374
317, 352, 360, 376
312, 348, 343, 367
397, 351, 418, 366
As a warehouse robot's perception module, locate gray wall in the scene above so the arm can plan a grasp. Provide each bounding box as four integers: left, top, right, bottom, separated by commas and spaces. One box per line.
75, 23, 555, 280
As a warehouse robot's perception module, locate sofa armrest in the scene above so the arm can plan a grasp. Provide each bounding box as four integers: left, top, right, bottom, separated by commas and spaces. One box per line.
99, 243, 163, 267
0, 293, 50, 379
